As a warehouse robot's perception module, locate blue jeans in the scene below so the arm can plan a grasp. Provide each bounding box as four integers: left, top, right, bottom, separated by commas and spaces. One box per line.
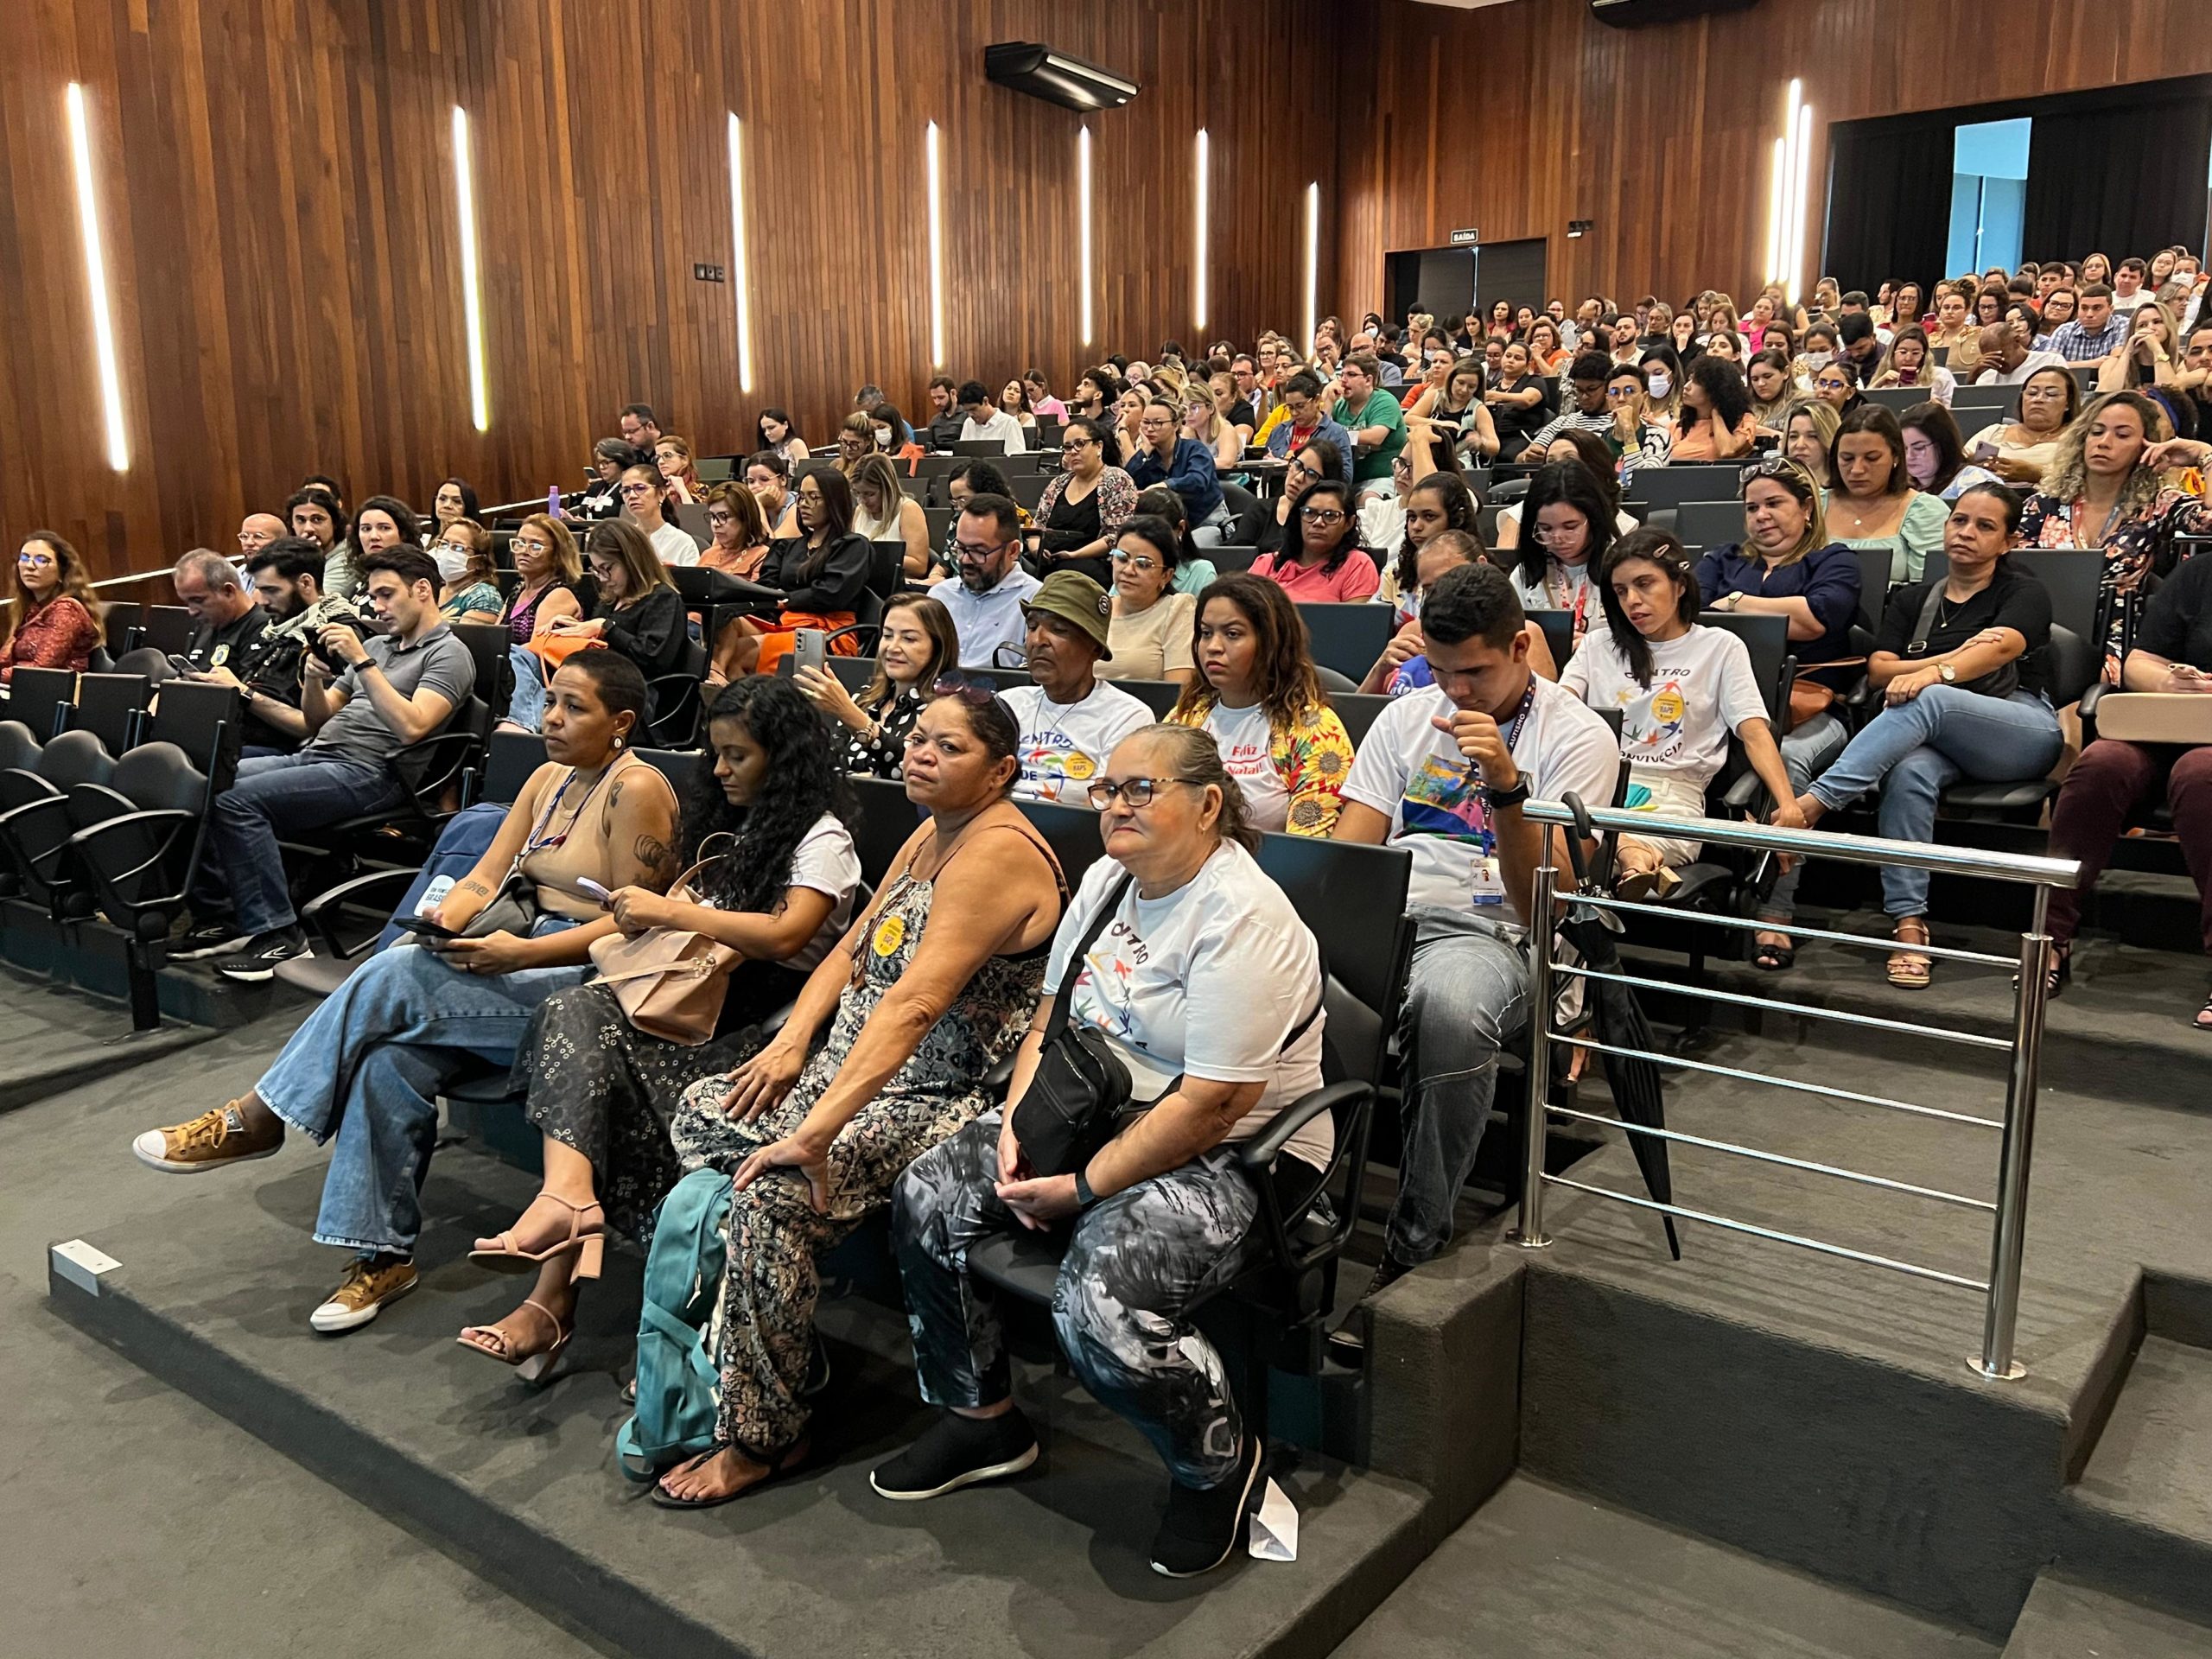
506, 645, 547, 731
1760, 709, 1853, 924
1808, 687, 2062, 917
193, 751, 408, 934
1389, 906, 1529, 1264
257, 925, 587, 1256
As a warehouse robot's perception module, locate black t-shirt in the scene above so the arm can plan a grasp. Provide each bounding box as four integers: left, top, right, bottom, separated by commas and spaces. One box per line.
2138, 551, 2212, 672
1877, 563, 2051, 698
182, 606, 270, 674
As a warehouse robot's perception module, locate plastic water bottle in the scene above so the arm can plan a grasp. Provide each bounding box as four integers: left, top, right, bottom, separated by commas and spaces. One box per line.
547, 485, 563, 519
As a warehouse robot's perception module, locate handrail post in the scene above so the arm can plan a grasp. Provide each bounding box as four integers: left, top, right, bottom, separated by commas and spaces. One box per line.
1512, 862, 1558, 1251
1974, 886, 2050, 1382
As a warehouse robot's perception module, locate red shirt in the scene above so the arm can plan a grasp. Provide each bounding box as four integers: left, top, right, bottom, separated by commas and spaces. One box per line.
2, 596, 99, 683
1250, 550, 1382, 603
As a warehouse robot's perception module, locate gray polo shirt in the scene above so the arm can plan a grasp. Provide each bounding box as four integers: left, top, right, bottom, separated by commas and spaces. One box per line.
308, 623, 477, 766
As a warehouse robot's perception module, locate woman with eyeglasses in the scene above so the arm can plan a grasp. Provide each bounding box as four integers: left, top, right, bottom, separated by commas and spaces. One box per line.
1254, 440, 1342, 560
1510, 461, 1621, 650
1527, 317, 1568, 375
577, 440, 637, 520
850, 454, 932, 582
795, 592, 960, 777
1810, 358, 1863, 417
433, 520, 505, 626
638, 680, 1065, 1509
1964, 366, 2080, 489
698, 480, 772, 582
464, 677, 866, 1384
835, 411, 885, 480
1101, 517, 1199, 690
1250, 478, 1380, 603
878, 721, 1327, 1574
1025, 416, 1137, 589
499, 513, 586, 646
722, 465, 873, 677
1184, 387, 1243, 473
1128, 486, 1219, 595
3, 532, 102, 685
654, 436, 705, 507
1493, 429, 1638, 553
505, 520, 683, 732
1899, 404, 2001, 505
1823, 404, 1949, 583
1791, 484, 2060, 989
133, 653, 678, 1336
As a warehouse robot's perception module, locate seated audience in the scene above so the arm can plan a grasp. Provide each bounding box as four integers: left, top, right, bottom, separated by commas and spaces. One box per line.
698, 481, 772, 582
1023, 368, 1067, 419
1901, 403, 2002, 505
1509, 460, 1622, 650
1186, 386, 1243, 471
3, 532, 102, 686
1255, 440, 1342, 557
1364, 528, 1545, 690
755, 407, 810, 467
132, 654, 678, 1334
2018, 395, 2212, 658
428, 478, 482, 539
851, 454, 933, 582
1666, 356, 1760, 461
238, 512, 287, 556
1127, 486, 1219, 594
1332, 353, 1410, 491
796, 592, 960, 777
1971, 318, 2066, 386
1169, 574, 1352, 834
172, 546, 270, 674
1250, 477, 1381, 601
1810, 358, 1863, 416
577, 440, 636, 519
1824, 404, 1949, 582
2044, 547, 2212, 1021
1746, 349, 1798, 435
1332, 562, 1618, 1290
931, 493, 1041, 670
1602, 363, 1675, 480
619, 404, 664, 457
1000, 572, 1153, 804
1403, 355, 1500, 467
1494, 430, 1638, 550
728, 466, 872, 677
183, 545, 476, 978
507, 521, 683, 733
1637, 346, 1684, 429
1260, 371, 1357, 484
1376, 469, 1480, 621
286, 486, 352, 592
958, 380, 1028, 454
645, 685, 1064, 1508
2046, 284, 2127, 363
1127, 397, 1232, 545
1869, 324, 1959, 406
836, 410, 887, 475
499, 514, 586, 650
619, 461, 700, 569
433, 520, 505, 625
1562, 530, 1798, 899
1484, 342, 1554, 458
1791, 484, 2060, 988
1027, 416, 1137, 588
1520, 351, 1618, 459
876, 724, 1323, 1574
1102, 518, 1198, 690
921, 375, 966, 451
746, 451, 800, 538
655, 435, 705, 506
462, 677, 862, 1378
205, 538, 359, 752
1783, 397, 1841, 486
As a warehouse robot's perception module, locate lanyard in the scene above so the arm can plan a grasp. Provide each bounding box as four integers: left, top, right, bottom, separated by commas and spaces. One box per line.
523, 757, 621, 856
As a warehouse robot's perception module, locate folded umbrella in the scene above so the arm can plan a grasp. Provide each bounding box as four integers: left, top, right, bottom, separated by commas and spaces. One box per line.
1555, 792, 1681, 1259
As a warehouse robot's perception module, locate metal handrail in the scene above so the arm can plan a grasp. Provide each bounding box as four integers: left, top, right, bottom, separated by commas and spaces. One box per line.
1513, 801, 2072, 1382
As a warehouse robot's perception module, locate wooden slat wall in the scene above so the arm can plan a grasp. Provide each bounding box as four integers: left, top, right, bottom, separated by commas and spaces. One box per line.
1, 0, 1341, 578
1338, 0, 2212, 327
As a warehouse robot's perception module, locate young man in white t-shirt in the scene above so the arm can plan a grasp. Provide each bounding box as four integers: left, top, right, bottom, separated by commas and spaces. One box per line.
997, 570, 1153, 805
1333, 561, 1618, 1300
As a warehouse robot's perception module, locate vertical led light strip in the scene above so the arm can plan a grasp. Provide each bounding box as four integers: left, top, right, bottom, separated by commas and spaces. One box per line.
727, 114, 756, 393
925, 121, 945, 368
1302, 182, 1319, 352
65, 84, 128, 474
1077, 125, 1094, 348
1764, 137, 1787, 286
1193, 129, 1210, 333
1789, 98, 1815, 305
450, 105, 489, 432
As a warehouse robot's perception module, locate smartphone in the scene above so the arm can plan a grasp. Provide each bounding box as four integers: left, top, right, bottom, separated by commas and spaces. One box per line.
793, 628, 829, 675
572, 876, 613, 903
165, 653, 198, 675
392, 916, 462, 942
1972, 441, 1999, 462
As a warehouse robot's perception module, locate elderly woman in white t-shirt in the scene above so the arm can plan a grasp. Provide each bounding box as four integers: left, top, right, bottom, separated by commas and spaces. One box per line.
878, 723, 1328, 1579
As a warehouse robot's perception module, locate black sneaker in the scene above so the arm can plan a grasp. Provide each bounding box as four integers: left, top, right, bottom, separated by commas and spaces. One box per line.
869, 1408, 1039, 1501
1150, 1433, 1264, 1579
170, 919, 251, 961
1326, 1253, 1416, 1358
216, 927, 308, 982
799, 1331, 832, 1399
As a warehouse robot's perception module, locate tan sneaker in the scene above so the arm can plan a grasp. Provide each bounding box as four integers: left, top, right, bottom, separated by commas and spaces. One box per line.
131, 1101, 284, 1173
310, 1256, 418, 1333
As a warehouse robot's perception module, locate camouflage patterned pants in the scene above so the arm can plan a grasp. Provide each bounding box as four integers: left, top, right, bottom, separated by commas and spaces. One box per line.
892, 1113, 1275, 1491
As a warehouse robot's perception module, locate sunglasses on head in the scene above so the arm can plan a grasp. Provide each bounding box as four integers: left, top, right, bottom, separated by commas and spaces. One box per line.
931, 675, 1000, 708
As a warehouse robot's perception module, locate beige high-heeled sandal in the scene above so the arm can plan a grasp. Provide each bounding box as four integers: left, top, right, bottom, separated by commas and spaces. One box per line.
468, 1192, 606, 1279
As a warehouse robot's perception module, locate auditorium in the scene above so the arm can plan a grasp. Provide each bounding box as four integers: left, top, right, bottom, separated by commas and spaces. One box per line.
10, 0, 2212, 1652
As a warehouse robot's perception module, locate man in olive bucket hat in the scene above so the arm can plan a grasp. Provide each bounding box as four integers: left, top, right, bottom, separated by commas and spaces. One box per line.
997, 571, 1154, 805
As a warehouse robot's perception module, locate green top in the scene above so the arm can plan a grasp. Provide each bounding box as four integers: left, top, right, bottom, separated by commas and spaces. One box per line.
1332, 390, 1408, 482
1825, 489, 1949, 583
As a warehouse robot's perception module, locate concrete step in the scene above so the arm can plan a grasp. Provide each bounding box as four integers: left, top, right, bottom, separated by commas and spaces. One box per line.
1333, 1474, 1997, 1659
2063, 1333, 2212, 1627
2001, 1571, 2212, 1658
0, 963, 214, 1113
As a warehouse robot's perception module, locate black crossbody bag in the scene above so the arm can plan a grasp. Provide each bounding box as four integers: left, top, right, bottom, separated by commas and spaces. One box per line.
1010, 874, 1322, 1177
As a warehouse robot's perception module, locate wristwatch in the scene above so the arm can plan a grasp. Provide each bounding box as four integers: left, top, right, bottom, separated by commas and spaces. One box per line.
1073, 1169, 1098, 1210
1482, 777, 1532, 810
1938, 663, 1958, 683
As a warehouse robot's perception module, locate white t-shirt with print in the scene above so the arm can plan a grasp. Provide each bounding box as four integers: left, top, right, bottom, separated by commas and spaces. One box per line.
777, 811, 863, 973
1001, 680, 1154, 804
1341, 677, 1619, 921
1045, 842, 1330, 1169
1205, 701, 1289, 832
1559, 623, 1767, 792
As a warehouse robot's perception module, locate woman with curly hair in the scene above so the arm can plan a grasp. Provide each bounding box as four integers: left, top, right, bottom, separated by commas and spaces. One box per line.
1249, 476, 1380, 601
1167, 574, 1354, 836
460, 676, 861, 1378
3, 531, 102, 683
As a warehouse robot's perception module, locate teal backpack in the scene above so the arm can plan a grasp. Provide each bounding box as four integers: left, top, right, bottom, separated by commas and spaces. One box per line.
616, 1166, 731, 1482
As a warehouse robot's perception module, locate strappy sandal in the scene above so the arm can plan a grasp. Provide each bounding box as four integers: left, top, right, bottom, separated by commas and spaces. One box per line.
469, 1192, 606, 1280
650, 1437, 811, 1511
2195, 989, 2212, 1033
2012, 944, 2071, 999
456, 1298, 572, 1385
1752, 929, 1796, 972
1885, 917, 1933, 990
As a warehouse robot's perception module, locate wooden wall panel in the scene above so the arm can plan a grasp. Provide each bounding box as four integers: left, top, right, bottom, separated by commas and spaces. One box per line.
2, 0, 1342, 579
1337, 0, 2212, 330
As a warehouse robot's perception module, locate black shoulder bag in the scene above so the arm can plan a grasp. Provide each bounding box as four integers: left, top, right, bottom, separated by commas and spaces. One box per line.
1905, 582, 2018, 700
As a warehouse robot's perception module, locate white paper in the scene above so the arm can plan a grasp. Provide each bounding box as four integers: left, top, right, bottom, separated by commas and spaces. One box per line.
1248, 1476, 1299, 1561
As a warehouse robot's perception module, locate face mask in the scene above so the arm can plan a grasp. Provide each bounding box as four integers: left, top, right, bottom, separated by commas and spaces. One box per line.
1802, 351, 1833, 371
433, 546, 470, 582
1645, 373, 1672, 399
873, 425, 893, 447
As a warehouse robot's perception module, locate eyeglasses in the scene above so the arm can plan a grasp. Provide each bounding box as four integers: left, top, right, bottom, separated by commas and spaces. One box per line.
1300, 506, 1346, 524
1109, 552, 1162, 572
931, 675, 1001, 708
512, 536, 551, 555
953, 539, 1009, 562
1060, 439, 1096, 455
1606, 385, 1637, 400
16, 553, 55, 569
618, 481, 655, 496
1532, 523, 1587, 544
706, 510, 734, 524
1085, 777, 1194, 810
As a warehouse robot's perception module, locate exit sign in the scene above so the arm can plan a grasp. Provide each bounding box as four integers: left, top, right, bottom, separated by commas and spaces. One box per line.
1449, 228, 1479, 246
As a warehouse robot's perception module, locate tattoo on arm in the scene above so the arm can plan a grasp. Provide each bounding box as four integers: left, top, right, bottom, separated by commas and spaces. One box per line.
636, 834, 678, 887
453, 878, 493, 897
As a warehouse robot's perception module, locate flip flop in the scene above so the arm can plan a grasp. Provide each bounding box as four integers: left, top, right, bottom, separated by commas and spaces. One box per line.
650, 1439, 810, 1511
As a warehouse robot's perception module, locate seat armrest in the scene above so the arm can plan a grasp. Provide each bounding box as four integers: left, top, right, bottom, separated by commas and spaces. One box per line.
1235, 1081, 1369, 1173
388, 730, 481, 815
300, 867, 419, 962
1236, 1081, 1374, 1281
982, 1051, 1020, 1099
2077, 680, 2110, 746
